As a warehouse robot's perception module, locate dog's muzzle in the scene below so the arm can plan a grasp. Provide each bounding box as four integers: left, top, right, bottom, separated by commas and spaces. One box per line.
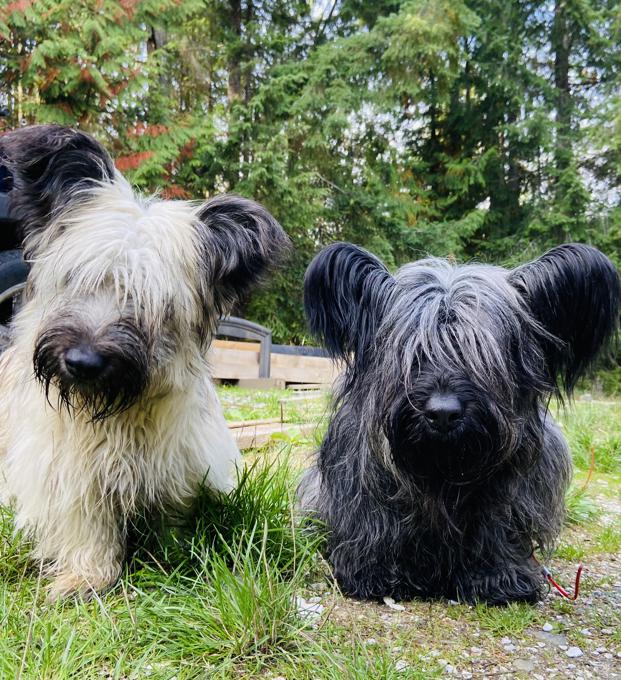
63, 345, 107, 382
34, 320, 150, 421
423, 392, 464, 433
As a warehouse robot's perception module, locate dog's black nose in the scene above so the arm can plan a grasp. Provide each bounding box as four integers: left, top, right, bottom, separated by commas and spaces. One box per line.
424, 393, 463, 431
64, 346, 106, 381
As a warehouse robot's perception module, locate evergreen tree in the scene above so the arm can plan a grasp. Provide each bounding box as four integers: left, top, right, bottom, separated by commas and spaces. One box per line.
1, 0, 619, 346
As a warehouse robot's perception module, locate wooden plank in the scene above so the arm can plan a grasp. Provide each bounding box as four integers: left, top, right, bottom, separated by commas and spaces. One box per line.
237, 378, 286, 390
208, 346, 260, 380
208, 342, 340, 384
228, 418, 282, 429
213, 339, 262, 352
270, 352, 339, 384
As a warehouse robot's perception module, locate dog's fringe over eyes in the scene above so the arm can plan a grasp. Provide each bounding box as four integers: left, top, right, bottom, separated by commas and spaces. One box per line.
300, 241, 620, 605
0, 124, 289, 600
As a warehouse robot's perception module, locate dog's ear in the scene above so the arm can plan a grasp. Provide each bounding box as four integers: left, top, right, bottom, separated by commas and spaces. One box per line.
196, 194, 290, 314
510, 243, 620, 393
304, 242, 395, 363
0, 124, 114, 243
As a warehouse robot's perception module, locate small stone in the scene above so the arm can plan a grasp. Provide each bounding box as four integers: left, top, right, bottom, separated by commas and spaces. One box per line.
461, 672, 473, 679
533, 630, 568, 647
438, 659, 448, 667
445, 664, 455, 674
447, 599, 459, 605
580, 628, 592, 636
365, 638, 377, 646
604, 653, 613, 659
500, 637, 512, 645
503, 644, 517, 652
594, 647, 606, 654
395, 660, 410, 672
566, 647, 583, 658
542, 622, 554, 632
392, 646, 403, 653
601, 628, 614, 635
294, 596, 324, 622
383, 596, 405, 611
513, 659, 536, 672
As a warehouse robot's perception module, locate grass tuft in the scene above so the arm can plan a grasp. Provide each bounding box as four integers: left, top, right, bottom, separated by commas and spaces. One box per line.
134, 526, 316, 666
472, 601, 541, 636
564, 485, 600, 526
557, 401, 621, 473
129, 451, 324, 577
594, 524, 621, 553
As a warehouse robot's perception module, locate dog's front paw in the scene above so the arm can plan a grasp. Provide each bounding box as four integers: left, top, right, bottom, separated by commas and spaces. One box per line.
335, 567, 421, 602
456, 564, 545, 605
46, 570, 118, 602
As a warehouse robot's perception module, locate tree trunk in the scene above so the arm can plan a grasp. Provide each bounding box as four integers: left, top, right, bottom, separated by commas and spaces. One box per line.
552, 0, 572, 179
227, 0, 242, 105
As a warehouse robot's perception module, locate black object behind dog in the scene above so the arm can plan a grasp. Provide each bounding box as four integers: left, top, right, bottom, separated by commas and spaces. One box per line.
0, 155, 28, 328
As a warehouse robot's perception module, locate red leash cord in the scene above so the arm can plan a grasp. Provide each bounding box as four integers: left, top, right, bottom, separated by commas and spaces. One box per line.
542, 563, 583, 601
532, 553, 584, 601
529, 445, 594, 601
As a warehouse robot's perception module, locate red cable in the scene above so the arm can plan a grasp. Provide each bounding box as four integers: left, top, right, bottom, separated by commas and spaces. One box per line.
542, 563, 583, 601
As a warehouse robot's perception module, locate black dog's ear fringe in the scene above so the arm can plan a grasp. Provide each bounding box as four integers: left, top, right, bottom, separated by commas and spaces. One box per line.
197, 194, 290, 315
510, 243, 620, 395
304, 242, 395, 364
0, 124, 115, 246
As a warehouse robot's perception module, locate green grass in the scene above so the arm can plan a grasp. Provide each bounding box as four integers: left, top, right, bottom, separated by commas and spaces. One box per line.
472, 602, 541, 637
218, 386, 330, 425
556, 399, 621, 472
0, 455, 325, 679
554, 540, 586, 561
1, 390, 620, 678
564, 484, 601, 525
593, 524, 621, 553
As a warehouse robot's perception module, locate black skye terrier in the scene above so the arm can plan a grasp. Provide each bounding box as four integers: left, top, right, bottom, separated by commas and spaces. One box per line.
299, 242, 619, 604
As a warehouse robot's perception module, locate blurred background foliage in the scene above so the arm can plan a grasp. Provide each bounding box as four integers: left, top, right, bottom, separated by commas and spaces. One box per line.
1, 0, 620, 385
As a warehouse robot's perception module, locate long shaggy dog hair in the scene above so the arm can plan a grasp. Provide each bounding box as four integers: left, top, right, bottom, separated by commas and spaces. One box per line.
299, 242, 619, 604
0, 125, 289, 599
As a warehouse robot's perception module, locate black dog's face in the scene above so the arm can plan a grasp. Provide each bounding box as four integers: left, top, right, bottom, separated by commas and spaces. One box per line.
305, 242, 620, 485
375, 264, 548, 485
386, 370, 507, 484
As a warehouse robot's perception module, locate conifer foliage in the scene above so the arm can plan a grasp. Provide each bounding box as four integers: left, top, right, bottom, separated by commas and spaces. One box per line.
1, 1, 619, 345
